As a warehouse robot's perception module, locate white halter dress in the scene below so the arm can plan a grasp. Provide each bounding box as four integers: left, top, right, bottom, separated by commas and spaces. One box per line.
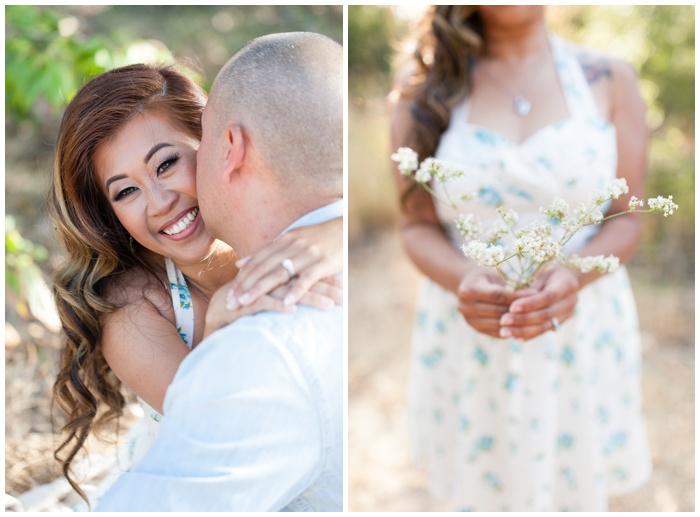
406, 35, 651, 512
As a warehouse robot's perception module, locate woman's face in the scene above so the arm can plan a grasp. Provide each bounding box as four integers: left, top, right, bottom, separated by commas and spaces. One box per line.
94, 112, 218, 266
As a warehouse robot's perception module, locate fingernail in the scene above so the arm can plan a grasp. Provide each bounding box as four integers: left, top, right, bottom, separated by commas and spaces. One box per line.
499, 328, 512, 338
226, 288, 235, 300
511, 305, 523, 313
235, 256, 250, 268
226, 298, 239, 310
500, 314, 513, 326
238, 293, 252, 306
284, 294, 296, 306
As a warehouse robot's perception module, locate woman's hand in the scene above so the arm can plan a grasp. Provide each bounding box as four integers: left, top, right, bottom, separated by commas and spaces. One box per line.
227, 217, 342, 309
269, 276, 343, 311
203, 275, 342, 340
458, 268, 537, 338
498, 267, 580, 341
203, 285, 294, 340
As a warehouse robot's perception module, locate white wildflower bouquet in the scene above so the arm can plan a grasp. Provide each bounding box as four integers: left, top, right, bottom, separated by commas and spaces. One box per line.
392, 147, 679, 290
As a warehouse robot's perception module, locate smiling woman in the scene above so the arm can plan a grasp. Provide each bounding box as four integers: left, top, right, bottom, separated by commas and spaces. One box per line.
48, 63, 343, 508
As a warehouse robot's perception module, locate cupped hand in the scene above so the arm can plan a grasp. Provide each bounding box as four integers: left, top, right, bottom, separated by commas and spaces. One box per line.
228, 217, 342, 309
498, 267, 580, 341
458, 268, 537, 338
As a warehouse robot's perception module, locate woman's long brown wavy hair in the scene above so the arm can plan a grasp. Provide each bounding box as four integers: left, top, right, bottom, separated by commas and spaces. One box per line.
398, 6, 486, 208
48, 64, 206, 503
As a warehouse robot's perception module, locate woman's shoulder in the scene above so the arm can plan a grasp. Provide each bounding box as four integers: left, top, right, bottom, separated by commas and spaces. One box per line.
560, 38, 642, 119
563, 39, 639, 90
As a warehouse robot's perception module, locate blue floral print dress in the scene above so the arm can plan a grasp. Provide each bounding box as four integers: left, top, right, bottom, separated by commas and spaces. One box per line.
407, 35, 651, 512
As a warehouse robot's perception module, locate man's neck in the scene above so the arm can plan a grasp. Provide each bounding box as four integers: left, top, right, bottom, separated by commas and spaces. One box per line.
227, 188, 341, 258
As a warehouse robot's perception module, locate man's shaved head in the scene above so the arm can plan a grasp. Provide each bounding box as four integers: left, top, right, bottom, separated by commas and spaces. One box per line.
207, 32, 342, 189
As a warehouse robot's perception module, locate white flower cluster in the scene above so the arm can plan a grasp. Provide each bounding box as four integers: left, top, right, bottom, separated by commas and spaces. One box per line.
414, 158, 466, 183
485, 220, 510, 244
461, 241, 505, 267
415, 158, 439, 183
628, 196, 644, 211
513, 221, 561, 263
482, 207, 518, 244
560, 215, 583, 234
497, 206, 519, 226
391, 148, 465, 184
393, 146, 679, 289
390, 147, 418, 177
592, 177, 630, 204
455, 213, 482, 241
434, 162, 466, 182
580, 208, 605, 226
567, 254, 620, 274
540, 198, 570, 222
647, 195, 678, 217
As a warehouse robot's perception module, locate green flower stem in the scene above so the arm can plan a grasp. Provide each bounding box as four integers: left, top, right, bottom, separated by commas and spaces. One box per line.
421, 184, 457, 210
495, 265, 508, 285
441, 181, 461, 212
600, 208, 655, 221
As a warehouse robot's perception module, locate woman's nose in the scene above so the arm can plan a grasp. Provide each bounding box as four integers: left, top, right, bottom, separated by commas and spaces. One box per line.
146, 183, 178, 217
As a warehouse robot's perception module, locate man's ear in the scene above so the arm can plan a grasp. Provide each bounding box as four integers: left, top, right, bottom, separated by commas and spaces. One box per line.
221, 124, 245, 185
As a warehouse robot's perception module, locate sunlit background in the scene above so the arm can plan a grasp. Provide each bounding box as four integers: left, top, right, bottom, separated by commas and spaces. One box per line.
5, 5, 342, 508
348, 5, 694, 512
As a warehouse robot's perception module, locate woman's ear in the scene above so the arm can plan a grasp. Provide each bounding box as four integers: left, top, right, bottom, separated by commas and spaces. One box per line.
221, 124, 246, 184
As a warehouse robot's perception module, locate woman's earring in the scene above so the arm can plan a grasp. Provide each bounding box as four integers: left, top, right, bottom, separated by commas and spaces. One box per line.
129, 235, 136, 253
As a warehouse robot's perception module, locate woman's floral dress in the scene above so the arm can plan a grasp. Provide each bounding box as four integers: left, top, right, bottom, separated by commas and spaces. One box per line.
406, 35, 651, 511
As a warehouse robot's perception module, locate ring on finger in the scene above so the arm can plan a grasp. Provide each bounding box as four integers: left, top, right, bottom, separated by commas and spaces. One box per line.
280, 258, 296, 279
551, 316, 560, 332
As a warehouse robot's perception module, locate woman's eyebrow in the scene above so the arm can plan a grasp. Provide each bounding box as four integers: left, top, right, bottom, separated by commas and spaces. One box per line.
144, 142, 173, 164
105, 174, 127, 192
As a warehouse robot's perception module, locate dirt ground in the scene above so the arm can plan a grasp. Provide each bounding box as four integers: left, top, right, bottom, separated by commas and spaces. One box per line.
349, 229, 694, 512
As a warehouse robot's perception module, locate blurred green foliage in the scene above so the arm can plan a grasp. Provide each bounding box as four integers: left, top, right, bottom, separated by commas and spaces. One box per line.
6, 5, 173, 125
6, 5, 343, 128
349, 5, 694, 284
5, 216, 61, 330
348, 6, 402, 94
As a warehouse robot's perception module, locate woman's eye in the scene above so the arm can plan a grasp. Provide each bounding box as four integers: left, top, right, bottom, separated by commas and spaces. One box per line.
157, 155, 179, 176
113, 186, 137, 201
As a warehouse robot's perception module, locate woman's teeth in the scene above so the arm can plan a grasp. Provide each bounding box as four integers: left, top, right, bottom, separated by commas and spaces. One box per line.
163, 208, 199, 236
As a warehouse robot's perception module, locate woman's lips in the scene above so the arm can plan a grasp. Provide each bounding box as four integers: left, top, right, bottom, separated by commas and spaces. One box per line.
160, 207, 201, 241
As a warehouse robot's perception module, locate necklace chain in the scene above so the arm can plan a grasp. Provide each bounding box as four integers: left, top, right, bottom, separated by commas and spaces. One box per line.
477, 48, 551, 117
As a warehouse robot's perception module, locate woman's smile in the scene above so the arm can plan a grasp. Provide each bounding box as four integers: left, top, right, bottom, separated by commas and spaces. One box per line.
160, 206, 201, 239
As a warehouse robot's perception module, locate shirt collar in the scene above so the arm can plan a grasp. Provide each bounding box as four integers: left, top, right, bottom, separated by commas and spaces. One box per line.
279, 200, 343, 236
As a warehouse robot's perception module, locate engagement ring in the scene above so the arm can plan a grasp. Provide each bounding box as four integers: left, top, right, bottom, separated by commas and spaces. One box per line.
281, 258, 296, 279
551, 317, 560, 332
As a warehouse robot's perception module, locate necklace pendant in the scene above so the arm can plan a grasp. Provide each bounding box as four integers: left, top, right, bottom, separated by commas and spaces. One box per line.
514, 95, 532, 117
